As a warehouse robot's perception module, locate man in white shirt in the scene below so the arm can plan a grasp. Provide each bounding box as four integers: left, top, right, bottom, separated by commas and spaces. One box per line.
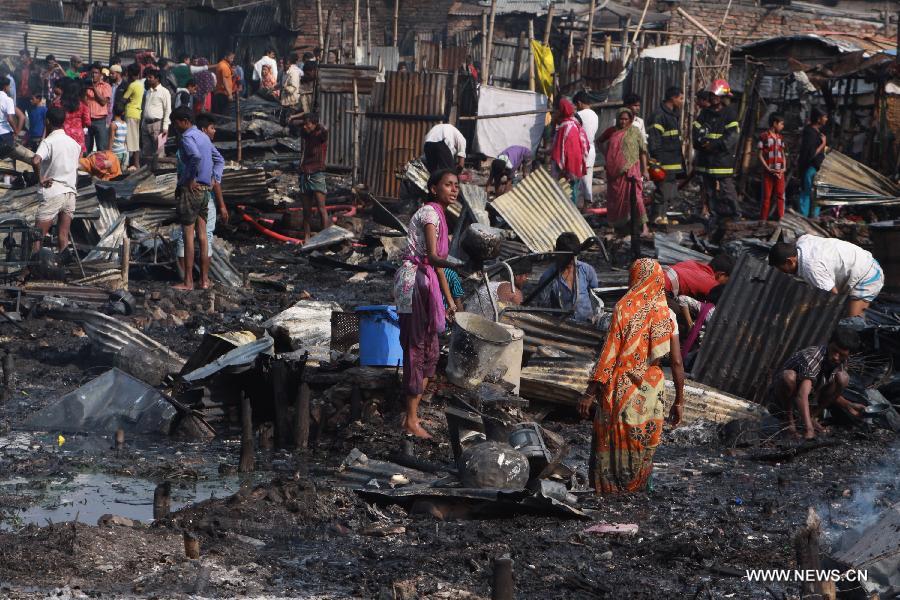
769, 235, 884, 317
423, 123, 466, 173
280, 52, 303, 114
574, 91, 599, 206
0, 75, 22, 149
252, 49, 278, 93
32, 107, 82, 252
140, 68, 172, 171
613, 93, 647, 142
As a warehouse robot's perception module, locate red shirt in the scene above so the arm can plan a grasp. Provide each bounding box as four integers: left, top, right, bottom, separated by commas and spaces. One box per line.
53, 99, 91, 153
664, 260, 718, 299
758, 130, 785, 171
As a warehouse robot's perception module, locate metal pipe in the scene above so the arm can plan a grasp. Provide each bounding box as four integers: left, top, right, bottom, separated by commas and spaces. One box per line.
483, 270, 499, 322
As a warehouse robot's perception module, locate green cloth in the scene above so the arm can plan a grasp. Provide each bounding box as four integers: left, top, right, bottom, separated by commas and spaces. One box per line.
65, 69, 80, 79
171, 64, 192, 88
621, 125, 644, 171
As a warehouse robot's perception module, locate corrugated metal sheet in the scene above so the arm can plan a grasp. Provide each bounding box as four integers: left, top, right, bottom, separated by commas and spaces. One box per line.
471, 38, 531, 87
692, 253, 846, 402
500, 312, 603, 358
519, 356, 768, 423
626, 58, 683, 123
560, 57, 624, 92
361, 72, 449, 198
489, 168, 594, 252
0, 22, 114, 63
320, 92, 369, 169
353, 46, 400, 71
318, 65, 378, 94
415, 42, 469, 72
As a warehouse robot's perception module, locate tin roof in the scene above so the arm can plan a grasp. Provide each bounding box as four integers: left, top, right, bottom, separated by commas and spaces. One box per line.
736, 33, 897, 58
0, 22, 113, 62
489, 168, 595, 253
691, 253, 845, 402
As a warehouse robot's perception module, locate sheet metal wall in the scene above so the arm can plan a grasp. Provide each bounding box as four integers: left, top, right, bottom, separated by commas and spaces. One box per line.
626, 58, 683, 120
0, 22, 114, 62
692, 254, 845, 402
471, 38, 531, 87
415, 41, 469, 72
320, 92, 370, 170
361, 72, 449, 198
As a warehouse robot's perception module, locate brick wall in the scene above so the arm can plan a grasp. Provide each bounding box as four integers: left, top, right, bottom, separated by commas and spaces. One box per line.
666, 0, 895, 41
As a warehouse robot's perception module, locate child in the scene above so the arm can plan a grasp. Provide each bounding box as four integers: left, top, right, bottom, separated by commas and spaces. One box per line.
26, 93, 47, 151
108, 103, 129, 170
758, 113, 786, 221
175, 79, 197, 110
287, 113, 328, 240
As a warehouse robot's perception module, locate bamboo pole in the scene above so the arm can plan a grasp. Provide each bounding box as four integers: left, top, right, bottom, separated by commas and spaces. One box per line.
486, 0, 498, 85
239, 391, 254, 473
514, 31, 526, 86
353, 0, 360, 64
481, 11, 489, 85
235, 92, 242, 163
604, 35, 611, 61
392, 0, 399, 47
366, 0, 371, 61
542, 3, 554, 46
323, 9, 333, 62
623, 0, 651, 64
316, 0, 324, 49
527, 20, 536, 92
583, 0, 596, 61
620, 16, 631, 53
676, 6, 728, 49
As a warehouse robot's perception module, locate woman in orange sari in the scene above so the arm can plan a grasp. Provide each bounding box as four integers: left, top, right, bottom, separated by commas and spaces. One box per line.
578, 258, 685, 494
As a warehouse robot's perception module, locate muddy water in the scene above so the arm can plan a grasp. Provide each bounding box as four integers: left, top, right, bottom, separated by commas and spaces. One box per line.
0, 472, 242, 530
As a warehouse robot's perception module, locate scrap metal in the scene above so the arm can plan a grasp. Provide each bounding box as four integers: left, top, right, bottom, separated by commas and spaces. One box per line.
489, 168, 594, 253
814, 150, 900, 206
500, 312, 603, 358
691, 253, 846, 402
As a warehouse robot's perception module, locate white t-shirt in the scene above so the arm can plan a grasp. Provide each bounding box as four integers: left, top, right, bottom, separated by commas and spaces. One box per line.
424, 124, 467, 158
36, 129, 82, 199
0, 91, 16, 136
796, 234, 876, 293
578, 108, 599, 150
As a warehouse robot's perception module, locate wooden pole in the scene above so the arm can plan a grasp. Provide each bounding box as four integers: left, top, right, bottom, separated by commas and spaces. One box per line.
153, 482, 171, 520
239, 391, 254, 473
450, 67, 460, 125
542, 2, 554, 46
527, 20, 536, 92
566, 28, 574, 65
235, 92, 242, 163
353, 0, 360, 64
392, 0, 400, 47
316, 0, 324, 49
481, 11, 489, 85
624, 0, 652, 64
676, 6, 728, 49
491, 557, 514, 600
184, 532, 200, 560
352, 78, 360, 184
366, 0, 372, 61
270, 359, 289, 449
324, 9, 333, 63
620, 16, 632, 54
340, 18, 345, 64
120, 236, 130, 289
294, 382, 310, 450
114, 428, 124, 451
486, 0, 498, 84
514, 31, 526, 87
583, 0, 596, 61
604, 35, 612, 61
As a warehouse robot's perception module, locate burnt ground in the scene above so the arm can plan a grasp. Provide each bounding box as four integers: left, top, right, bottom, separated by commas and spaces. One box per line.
0, 227, 897, 599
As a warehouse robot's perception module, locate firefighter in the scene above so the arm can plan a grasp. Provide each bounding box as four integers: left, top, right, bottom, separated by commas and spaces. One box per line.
692, 79, 740, 228
647, 85, 685, 225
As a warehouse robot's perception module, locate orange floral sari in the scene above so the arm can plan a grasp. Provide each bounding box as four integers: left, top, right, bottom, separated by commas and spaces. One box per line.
590, 258, 673, 494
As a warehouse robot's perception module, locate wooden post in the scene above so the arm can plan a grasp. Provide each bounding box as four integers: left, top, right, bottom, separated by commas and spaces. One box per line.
620, 16, 632, 53
352, 78, 360, 184
235, 92, 242, 163
366, 0, 372, 61
604, 35, 612, 61
120, 236, 130, 289
316, 0, 324, 49
184, 532, 200, 560
324, 9, 333, 63
794, 509, 837, 600
481, 11, 489, 85
270, 359, 289, 449
566, 28, 574, 65
527, 20, 535, 92
583, 0, 596, 61
153, 482, 171, 520
624, 0, 652, 64
514, 31, 526, 87
486, 0, 498, 84
392, 0, 400, 47
449, 67, 460, 125
542, 2, 554, 46
340, 18, 345, 64
114, 428, 124, 450
491, 557, 514, 600
353, 0, 360, 64
239, 391, 254, 473
676, 6, 728, 49
294, 382, 310, 450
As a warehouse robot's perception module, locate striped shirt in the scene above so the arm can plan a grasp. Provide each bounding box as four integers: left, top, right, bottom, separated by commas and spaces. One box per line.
443, 268, 465, 310
782, 345, 843, 390
111, 119, 128, 155
758, 131, 785, 170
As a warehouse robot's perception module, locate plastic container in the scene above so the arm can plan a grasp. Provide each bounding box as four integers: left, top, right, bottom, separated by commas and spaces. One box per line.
355, 305, 403, 367
446, 312, 514, 389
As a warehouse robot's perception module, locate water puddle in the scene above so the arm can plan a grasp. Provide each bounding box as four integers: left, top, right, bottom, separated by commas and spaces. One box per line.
0, 472, 242, 530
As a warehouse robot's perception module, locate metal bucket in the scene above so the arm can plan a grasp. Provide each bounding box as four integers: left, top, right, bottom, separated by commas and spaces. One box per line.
446, 312, 514, 389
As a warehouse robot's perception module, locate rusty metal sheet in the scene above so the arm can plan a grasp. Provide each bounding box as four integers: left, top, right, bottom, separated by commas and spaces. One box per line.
489, 168, 595, 252
361, 72, 449, 198
500, 312, 603, 359
319, 91, 370, 169
691, 253, 846, 402
0, 22, 113, 63
317, 65, 378, 94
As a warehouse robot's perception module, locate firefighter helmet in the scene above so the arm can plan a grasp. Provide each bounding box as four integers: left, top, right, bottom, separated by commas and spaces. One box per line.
710, 79, 732, 97
648, 161, 667, 182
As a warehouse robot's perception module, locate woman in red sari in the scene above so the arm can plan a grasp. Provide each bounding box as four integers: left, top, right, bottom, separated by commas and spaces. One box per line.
578, 258, 685, 494
550, 98, 590, 206
604, 108, 649, 236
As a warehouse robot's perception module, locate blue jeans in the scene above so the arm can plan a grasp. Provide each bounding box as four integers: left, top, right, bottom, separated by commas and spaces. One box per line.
798, 166, 817, 217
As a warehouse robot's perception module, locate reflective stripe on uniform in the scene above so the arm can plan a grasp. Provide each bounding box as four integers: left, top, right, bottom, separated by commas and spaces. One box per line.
707, 167, 734, 175
661, 163, 682, 171
662, 130, 679, 137
706, 133, 723, 139
692, 121, 703, 128
652, 123, 665, 132
725, 121, 739, 129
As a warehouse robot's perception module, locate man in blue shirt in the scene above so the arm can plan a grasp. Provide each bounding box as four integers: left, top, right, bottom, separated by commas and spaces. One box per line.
537, 232, 600, 323
171, 107, 213, 291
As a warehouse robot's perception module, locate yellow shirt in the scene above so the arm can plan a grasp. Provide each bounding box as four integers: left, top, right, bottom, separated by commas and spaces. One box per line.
123, 79, 144, 120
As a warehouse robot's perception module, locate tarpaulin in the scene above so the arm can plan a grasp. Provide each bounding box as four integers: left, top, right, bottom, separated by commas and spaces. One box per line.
475, 86, 548, 159
531, 40, 555, 98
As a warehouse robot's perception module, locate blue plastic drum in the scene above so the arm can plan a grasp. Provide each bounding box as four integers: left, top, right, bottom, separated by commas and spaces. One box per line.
355, 305, 403, 367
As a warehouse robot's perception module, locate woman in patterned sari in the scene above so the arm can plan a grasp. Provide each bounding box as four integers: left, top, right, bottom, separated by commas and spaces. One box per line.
578, 258, 685, 494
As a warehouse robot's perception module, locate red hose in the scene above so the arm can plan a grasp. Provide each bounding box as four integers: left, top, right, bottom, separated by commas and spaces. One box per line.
237, 208, 304, 244
583, 207, 608, 216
